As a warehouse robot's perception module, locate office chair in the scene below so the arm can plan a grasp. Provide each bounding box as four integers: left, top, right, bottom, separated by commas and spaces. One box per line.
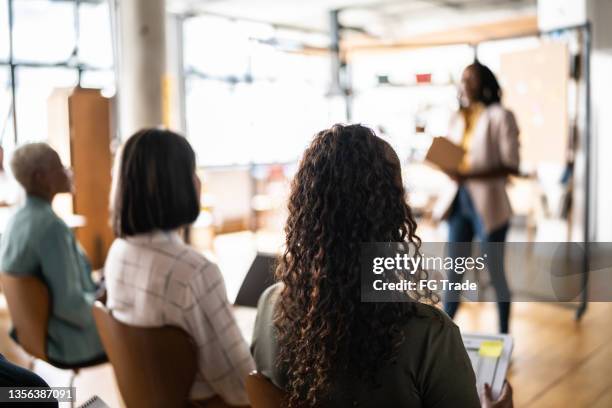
1, 274, 106, 407
245, 371, 284, 408
92, 301, 199, 408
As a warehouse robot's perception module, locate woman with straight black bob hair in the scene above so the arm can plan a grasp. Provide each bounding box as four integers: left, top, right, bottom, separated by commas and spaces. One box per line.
111, 128, 200, 236
105, 128, 254, 407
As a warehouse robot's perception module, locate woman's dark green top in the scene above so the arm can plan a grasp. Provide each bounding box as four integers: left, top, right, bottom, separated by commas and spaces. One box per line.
251, 283, 481, 408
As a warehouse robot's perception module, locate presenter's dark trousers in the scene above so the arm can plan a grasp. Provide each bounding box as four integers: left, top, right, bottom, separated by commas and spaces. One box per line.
444, 186, 511, 334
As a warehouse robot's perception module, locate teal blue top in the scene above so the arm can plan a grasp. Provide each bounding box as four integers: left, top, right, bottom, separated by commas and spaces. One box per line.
0, 196, 104, 365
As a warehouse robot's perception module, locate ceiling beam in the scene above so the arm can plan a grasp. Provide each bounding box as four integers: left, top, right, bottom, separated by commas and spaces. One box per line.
344, 15, 539, 56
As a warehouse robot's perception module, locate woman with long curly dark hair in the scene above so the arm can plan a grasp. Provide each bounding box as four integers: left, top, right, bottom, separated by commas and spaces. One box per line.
251, 124, 512, 407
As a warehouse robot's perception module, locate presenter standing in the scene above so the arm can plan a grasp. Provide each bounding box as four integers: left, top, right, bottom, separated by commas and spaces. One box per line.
435, 61, 520, 334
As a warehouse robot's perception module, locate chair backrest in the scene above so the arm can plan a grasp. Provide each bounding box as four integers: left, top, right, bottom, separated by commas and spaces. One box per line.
92, 301, 197, 408
246, 371, 284, 408
0, 274, 50, 360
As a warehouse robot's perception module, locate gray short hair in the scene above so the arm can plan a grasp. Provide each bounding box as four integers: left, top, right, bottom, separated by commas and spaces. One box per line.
10, 143, 56, 191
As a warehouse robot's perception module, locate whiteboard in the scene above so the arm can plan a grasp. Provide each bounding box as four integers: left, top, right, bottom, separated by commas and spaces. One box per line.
500, 42, 569, 166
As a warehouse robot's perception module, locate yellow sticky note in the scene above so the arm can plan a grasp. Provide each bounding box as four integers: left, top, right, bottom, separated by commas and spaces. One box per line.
479, 341, 503, 358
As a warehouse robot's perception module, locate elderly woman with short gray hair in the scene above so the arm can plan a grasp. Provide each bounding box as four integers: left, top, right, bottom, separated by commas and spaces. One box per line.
0, 143, 105, 366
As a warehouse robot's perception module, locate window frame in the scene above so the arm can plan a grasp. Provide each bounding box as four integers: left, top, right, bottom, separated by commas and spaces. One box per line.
0, 0, 115, 146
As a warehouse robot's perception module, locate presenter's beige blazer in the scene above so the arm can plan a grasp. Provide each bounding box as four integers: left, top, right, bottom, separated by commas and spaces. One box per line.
433, 103, 520, 233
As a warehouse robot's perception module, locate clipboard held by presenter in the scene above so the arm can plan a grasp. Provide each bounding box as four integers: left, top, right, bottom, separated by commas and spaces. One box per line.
424, 137, 466, 172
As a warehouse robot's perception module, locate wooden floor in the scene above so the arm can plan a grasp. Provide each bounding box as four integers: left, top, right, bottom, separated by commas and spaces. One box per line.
1, 298, 611, 407
455, 302, 612, 408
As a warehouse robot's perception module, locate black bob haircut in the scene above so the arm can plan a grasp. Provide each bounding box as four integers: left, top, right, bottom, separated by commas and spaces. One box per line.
112, 128, 199, 237
470, 60, 502, 106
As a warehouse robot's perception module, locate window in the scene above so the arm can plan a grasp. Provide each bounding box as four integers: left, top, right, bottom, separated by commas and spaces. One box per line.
13, 0, 76, 63
0, 66, 13, 148
80, 70, 115, 95
0, 0, 9, 62
78, 1, 113, 68
0, 0, 115, 146
183, 15, 341, 166
184, 16, 252, 79
15, 67, 78, 142
186, 80, 253, 166
185, 78, 337, 166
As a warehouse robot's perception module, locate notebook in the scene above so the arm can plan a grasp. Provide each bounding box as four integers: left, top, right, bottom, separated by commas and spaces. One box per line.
78, 396, 110, 408
462, 333, 513, 400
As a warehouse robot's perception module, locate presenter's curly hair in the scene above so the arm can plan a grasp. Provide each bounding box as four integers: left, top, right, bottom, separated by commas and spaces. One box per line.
274, 124, 436, 407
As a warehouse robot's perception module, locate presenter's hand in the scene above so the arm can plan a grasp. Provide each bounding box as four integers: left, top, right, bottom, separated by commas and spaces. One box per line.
481, 381, 513, 408
443, 169, 465, 183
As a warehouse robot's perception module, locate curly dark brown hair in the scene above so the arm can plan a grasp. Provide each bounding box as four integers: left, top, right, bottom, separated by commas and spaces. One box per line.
274, 124, 436, 407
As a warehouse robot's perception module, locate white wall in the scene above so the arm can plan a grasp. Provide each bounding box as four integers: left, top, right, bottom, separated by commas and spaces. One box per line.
539, 0, 612, 241
587, 0, 612, 241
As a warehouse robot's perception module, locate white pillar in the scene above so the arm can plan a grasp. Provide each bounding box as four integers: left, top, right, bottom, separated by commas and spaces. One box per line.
117, 0, 167, 138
